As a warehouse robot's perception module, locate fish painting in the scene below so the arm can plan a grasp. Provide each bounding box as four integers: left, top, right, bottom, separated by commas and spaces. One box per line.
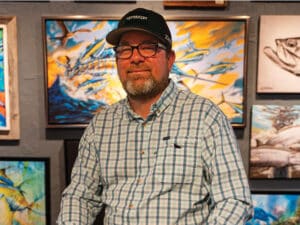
264, 37, 300, 76
45, 18, 247, 126
250, 105, 300, 178
246, 193, 300, 225
0, 159, 48, 225
257, 15, 300, 93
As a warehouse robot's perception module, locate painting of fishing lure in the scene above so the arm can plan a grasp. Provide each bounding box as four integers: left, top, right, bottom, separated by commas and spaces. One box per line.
43, 16, 248, 127
0, 25, 10, 130
257, 15, 300, 93
250, 105, 300, 179
0, 157, 50, 225
246, 192, 300, 225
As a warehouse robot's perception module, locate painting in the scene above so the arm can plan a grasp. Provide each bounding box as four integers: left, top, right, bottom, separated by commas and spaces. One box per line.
0, 16, 20, 140
43, 16, 248, 127
0, 157, 50, 225
168, 17, 248, 127
257, 15, 300, 93
0, 24, 10, 130
163, 0, 228, 8
250, 105, 300, 179
246, 192, 300, 225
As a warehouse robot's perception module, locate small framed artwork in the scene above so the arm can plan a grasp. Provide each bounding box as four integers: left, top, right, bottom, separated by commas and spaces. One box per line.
246, 191, 300, 225
0, 24, 10, 130
43, 16, 248, 127
257, 15, 300, 93
0, 16, 20, 140
0, 157, 50, 225
163, 0, 228, 8
250, 105, 300, 179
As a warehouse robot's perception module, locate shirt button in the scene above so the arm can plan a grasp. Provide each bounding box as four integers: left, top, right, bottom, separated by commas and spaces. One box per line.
137, 178, 143, 184
128, 204, 134, 209
140, 150, 145, 155
153, 151, 157, 155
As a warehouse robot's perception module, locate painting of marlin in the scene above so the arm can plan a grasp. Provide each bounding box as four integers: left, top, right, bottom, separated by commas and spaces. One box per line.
44, 18, 247, 126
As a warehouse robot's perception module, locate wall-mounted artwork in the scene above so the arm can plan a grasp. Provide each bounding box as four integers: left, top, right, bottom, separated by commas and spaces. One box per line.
250, 105, 300, 179
163, 0, 228, 8
0, 157, 50, 225
0, 16, 20, 140
246, 192, 300, 225
0, 24, 10, 130
257, 15, 300, 93
168, 17, 249, 127
43, 16, 248, 127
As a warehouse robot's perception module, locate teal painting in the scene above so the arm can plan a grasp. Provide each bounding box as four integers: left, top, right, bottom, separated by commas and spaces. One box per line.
0, 158, 50, 225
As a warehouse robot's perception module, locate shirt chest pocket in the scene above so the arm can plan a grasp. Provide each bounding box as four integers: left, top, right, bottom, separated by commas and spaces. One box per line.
154, 137, 200, 184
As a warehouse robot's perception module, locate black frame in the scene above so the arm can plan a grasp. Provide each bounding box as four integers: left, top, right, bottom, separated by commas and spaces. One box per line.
0, 157, 50, 225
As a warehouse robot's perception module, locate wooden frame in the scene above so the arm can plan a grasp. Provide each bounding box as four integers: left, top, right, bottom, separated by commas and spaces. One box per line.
0, 16, 20, 139
0, 157, 50, 225
247, 191, 300, 225
43, 16, 248, 128
163, 0, 228, 8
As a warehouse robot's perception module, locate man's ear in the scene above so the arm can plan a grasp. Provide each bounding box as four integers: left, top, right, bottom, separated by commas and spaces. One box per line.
167, 50, 176, 71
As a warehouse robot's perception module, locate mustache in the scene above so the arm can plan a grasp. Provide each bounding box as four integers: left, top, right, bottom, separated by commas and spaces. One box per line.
126, 66, 151, 73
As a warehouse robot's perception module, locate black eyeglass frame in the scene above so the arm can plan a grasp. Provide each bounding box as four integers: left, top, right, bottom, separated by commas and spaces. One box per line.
113, 42, 167, 59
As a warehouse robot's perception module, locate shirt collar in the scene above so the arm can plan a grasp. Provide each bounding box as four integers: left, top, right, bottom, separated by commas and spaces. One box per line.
124, 80, 178, 120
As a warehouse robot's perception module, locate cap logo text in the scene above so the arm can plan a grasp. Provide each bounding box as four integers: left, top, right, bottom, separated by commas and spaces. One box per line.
126, 15, 148, 21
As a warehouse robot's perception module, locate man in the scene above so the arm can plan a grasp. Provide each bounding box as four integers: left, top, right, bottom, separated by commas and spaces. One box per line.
57, 8, 253, 225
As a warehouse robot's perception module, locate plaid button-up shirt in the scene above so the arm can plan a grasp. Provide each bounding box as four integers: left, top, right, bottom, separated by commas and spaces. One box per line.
57, 80, 252, 225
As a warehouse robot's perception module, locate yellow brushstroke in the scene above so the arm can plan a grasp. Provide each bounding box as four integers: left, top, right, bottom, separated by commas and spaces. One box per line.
0, 196, 13, 225
211, 72, 238, 89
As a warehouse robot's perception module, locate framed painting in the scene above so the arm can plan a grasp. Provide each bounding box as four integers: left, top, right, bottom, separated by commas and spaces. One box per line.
246, 191, 300, 225
167, 17, 249, 127
0, 24, 10, 130
43, 16, 248, 127
257, 15, 300, 93
43, 16, 124, 127
0, 16, 20, 140
250, 105, 300, 179
164, 0, 228, 8
0, 157, 50, 225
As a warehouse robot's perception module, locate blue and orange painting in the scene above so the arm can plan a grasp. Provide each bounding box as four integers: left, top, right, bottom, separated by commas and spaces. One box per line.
45, 18, 247, 126
0, 159, 48, 225
246, 193, 300, 225
0, 26, 9, 130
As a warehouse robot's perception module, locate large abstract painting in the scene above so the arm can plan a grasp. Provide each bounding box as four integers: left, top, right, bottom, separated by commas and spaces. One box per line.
0, 157, 50, 225
0, 24, 10, 130
257, 15, 300, 93
246, 192, 300, 225
43, 16, 248, 127
250, 105, 300, 179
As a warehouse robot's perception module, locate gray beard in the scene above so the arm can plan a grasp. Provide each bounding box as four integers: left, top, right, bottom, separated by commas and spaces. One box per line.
124, 77, 169, 100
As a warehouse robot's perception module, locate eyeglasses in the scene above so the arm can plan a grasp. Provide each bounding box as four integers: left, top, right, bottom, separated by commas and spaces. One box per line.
114, 42, 167, 59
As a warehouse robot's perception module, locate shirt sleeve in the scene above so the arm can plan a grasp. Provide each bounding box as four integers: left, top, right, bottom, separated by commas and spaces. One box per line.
203, 105, 253, 224
56, 116, 103, 225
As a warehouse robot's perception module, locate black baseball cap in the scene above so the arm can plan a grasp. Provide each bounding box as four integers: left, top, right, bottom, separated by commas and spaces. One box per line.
106, 8, 172, 49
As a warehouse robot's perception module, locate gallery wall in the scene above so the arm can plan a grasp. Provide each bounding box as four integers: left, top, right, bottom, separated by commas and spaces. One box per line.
1, 1, 300, 224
